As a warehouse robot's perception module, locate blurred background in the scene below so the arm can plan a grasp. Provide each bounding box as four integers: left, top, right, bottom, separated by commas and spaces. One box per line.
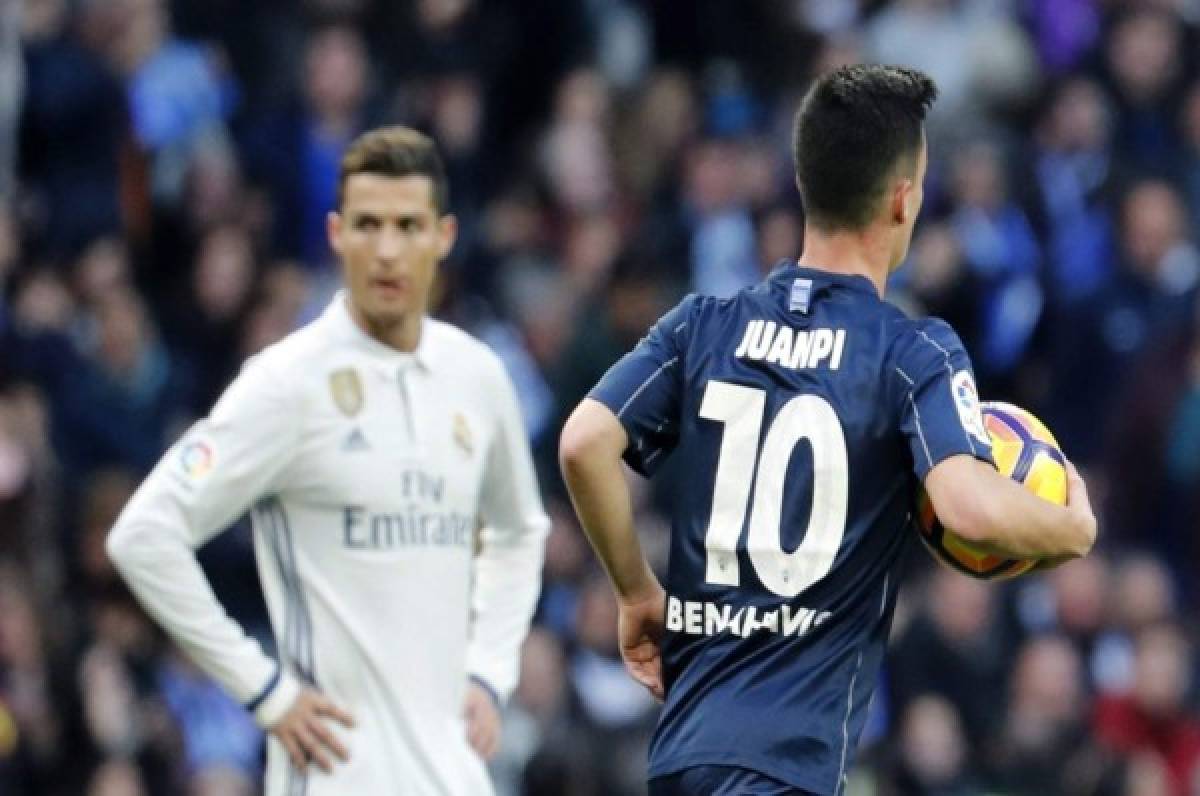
1, 0, 1199, 793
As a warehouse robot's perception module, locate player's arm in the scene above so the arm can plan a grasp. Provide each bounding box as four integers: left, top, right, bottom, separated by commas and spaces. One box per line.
560, 399, 665, 701
466, 352, 551, 751
105, 355, 352, 770
559, 295, 695, 700
895, 319, 1097, 562
924, 455, 1096, 558
560, 399, 659, 602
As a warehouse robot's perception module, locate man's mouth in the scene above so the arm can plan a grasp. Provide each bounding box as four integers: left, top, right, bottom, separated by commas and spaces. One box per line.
370, 277, 406, 297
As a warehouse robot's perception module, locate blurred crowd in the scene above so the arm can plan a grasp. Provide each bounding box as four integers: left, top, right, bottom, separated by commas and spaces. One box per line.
1, 0, 1200, 793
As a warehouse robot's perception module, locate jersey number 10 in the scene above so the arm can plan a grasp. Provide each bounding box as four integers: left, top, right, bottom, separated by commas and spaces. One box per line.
699, 380, 849, 598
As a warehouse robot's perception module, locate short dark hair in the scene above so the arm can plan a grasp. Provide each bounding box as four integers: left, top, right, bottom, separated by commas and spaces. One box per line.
792, 65, 937, 230
338, 126, 449, 214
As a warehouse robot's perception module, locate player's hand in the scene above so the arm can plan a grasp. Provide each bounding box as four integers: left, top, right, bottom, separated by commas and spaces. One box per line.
268, 687, 355, 774
617, 582, 667, 702
463, 680, 501, 760
1064, 461, 1098, 556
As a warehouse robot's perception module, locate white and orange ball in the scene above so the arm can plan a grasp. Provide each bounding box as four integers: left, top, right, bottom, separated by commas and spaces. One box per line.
916, 402, 1068, 580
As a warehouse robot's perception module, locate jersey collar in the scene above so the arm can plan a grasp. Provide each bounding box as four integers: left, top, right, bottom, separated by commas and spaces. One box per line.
772, 259, 879, 298
324, 292, 437, 373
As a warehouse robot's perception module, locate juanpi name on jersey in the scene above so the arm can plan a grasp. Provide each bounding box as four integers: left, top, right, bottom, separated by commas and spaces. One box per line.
734, 322, 847, 371
666, 595, 832, 639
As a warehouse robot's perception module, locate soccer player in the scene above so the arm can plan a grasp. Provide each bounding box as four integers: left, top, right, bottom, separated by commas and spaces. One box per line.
559, 66, 1098, 796
107, 127, 549, 795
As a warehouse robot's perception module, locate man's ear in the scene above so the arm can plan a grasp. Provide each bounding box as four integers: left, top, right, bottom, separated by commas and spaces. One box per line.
437, 214, 459, 260
327, 211, 343, 255
891, 178, 914, 225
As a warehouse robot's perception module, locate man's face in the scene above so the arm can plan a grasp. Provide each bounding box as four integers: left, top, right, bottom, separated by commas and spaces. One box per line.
328, 174, 456, 328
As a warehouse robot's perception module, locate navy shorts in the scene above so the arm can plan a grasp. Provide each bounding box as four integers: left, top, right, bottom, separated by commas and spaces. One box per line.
649, 765, 817, 796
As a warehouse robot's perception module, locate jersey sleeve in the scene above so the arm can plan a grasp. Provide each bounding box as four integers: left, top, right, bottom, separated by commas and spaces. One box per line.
468, 352, 550, 703
588, 295, 697, 476
106, 352, 304, 727
892, 318, 995, 481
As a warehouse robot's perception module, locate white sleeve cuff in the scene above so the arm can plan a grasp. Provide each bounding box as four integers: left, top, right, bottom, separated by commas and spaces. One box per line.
468, 673, 503, 707
250, 669, 301, 728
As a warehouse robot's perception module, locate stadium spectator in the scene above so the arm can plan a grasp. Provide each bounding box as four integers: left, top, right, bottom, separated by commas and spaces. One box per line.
892, 222, 979, 353
19, 0, 126, 255
889, 569, 1010, 759
1183, 81, 1200, 236
242, 23, 376, 268
0, 564, 63, 793
1042, 556, 1113, 690
568, 576, 656, 796
1093, 623, 1200, 796
161, 223, 258, 413
1104, 327, 1200, 568
20, 286, 192, 484
492, 628, 574, 796
1102, 9, 1190, 175
538, 68, 616, 214
1050, 179, 1200, 464
1023, 75, 1118, 305
885, 694, 981, 796
947, 140, 1043, 393
990, 635, 1124, 795
98, 0, 237, 207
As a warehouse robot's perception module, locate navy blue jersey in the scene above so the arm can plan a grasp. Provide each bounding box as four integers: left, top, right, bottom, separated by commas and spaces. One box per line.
589, 262, 994, 795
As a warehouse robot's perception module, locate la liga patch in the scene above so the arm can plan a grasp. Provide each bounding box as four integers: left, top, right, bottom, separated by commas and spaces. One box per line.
951, 370, 990, 446
178, 438, 216, 482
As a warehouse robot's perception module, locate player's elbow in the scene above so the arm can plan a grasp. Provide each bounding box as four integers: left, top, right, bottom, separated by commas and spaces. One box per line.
105, 519, 149, 573
557, 419, 600, 476
558, 400, 626, 475
106, 525, 133, 569
105, 523, 133, 566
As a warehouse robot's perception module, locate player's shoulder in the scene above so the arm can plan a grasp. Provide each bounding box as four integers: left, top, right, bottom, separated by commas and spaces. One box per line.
886, 314, 970, 372
662, 291, 709, 330
206, 327, 315, 419
889, 315, 967, 353
424, 317, 496, 362
660, 291, 733, 340
424, 318, 508, 380
241, 319, 329, 382
225, 314, 359, 415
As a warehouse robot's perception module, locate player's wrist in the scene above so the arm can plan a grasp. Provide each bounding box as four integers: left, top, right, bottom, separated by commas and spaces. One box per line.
615, 570, 663, 606
252, 670, 302, 729
468, 674, 501, 708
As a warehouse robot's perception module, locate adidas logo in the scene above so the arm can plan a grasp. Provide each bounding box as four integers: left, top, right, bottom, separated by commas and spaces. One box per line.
341, 428, 370, 452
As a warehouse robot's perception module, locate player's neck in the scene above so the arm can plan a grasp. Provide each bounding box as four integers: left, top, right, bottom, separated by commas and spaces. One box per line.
797, 226, 891, 297
347, 299, 422, 353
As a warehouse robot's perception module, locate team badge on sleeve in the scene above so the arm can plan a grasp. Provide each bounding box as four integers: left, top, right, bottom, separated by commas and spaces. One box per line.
951, 370, 989, 445
329, 368, 364, 417
178, 438, 216, 482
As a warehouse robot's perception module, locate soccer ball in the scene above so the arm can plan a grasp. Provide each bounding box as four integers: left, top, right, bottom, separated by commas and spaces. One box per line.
915, 401, 1068, 580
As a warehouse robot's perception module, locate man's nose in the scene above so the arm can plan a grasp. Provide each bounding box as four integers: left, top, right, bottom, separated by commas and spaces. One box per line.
377, 229, 406, 262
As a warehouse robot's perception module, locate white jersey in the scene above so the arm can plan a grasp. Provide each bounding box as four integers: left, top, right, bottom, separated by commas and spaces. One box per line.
107, 295, 550, 795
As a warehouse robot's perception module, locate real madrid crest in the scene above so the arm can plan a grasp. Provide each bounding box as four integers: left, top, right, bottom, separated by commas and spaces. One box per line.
329, 368, 364, 417
452, 412, 473, 455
